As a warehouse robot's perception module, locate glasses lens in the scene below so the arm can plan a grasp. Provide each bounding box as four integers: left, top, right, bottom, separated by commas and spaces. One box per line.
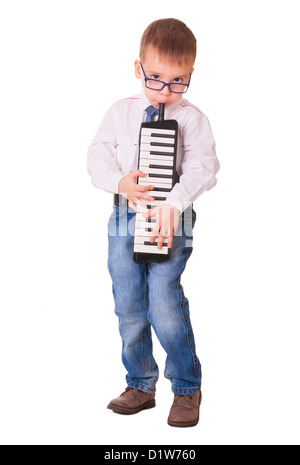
169, 83, 189, 94
146, 79, 164, 90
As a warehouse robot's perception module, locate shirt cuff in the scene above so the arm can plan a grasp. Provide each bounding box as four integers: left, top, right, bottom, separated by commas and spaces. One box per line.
163, 199, 192, 215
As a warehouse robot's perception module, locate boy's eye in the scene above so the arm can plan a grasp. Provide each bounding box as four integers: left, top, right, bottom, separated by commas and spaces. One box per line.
174, 78, 183, 83
151, 74, 160, 80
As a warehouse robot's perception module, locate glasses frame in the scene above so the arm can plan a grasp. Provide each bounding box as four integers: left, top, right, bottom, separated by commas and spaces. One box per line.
139, 62, 191, 94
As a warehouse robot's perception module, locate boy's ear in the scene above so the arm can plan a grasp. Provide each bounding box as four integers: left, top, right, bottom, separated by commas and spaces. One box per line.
134, 59, 142, 79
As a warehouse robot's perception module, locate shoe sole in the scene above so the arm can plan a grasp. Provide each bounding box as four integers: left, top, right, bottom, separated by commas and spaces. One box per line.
107, 399, 156, 415
167, 416, 199, 428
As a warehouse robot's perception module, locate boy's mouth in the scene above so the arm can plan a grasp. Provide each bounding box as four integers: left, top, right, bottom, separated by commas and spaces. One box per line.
156, 99, 168, 108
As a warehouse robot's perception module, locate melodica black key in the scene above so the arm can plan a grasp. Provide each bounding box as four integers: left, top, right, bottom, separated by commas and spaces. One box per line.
133, 103, 178, 264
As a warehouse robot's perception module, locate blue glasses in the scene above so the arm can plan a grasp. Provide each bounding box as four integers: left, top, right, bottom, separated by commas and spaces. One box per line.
140, 62, 191, 94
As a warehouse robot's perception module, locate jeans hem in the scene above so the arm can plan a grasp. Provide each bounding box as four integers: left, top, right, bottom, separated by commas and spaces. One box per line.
127, 382, 156, 395
171, 385, 201, 396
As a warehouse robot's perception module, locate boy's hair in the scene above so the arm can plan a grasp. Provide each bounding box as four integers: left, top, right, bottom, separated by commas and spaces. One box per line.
140, 18, 197, 65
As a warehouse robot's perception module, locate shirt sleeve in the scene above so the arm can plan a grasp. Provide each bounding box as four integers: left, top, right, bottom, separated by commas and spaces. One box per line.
87, 105, 124, 194
165, 111, 220, 214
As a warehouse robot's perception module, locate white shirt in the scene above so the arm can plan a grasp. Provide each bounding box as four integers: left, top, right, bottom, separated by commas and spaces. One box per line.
87, 91, 220, 213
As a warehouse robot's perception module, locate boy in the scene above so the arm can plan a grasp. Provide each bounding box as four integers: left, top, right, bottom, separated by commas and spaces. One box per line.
87, 18, 219, 427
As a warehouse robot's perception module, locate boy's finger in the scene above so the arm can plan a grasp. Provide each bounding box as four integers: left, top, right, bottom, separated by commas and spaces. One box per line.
132, 170, 146, 178
149, 232, 158, 243
140, 193, 155, 202
142, 207, 156, 219
157, 232, 166, 249
133, 198, 147, 208
149, 224, 160, 243
167, 233, 173, 248
136, 184, 154, 192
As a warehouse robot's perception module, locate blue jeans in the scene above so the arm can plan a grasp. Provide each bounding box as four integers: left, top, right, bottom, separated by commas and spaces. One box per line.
107, 201, 201, 395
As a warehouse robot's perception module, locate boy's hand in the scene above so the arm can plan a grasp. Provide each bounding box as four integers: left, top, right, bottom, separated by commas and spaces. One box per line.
118, 170, 155, 206
143, 204, 180, 249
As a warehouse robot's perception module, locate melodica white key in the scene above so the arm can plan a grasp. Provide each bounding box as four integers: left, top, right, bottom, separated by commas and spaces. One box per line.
132, 103, 178, 264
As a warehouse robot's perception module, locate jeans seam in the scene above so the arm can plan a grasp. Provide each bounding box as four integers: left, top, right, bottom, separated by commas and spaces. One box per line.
178, 248, 200, 382
144, 265, 149, 311
164, 359, 172, 379
142, 326, 148, 373
142, 265, 150, 372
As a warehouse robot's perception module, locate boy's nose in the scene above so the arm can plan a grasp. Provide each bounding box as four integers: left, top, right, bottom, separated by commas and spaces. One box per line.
160, 85, 171, 96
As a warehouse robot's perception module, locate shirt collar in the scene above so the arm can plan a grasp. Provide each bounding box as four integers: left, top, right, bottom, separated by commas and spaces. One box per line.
137, 91, 183, 118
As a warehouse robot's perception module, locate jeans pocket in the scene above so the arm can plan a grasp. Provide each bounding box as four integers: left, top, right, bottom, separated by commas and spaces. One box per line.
109, 203, 128, 222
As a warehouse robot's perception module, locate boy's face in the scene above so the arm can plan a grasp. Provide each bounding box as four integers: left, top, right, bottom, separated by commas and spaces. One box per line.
135, 46, 194, 109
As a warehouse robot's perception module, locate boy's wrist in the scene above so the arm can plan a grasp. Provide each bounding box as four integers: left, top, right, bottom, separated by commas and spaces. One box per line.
117, 176, 126, 194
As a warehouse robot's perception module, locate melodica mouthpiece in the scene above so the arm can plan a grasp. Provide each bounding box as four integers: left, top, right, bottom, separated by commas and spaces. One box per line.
158, 103, 165, 121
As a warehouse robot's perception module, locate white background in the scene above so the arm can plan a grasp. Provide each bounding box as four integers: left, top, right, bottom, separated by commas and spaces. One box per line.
0, 0, 299, 446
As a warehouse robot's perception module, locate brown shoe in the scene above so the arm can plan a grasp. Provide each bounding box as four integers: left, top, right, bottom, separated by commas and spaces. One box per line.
168, 391, 202, 427
107, 387, 156, 415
